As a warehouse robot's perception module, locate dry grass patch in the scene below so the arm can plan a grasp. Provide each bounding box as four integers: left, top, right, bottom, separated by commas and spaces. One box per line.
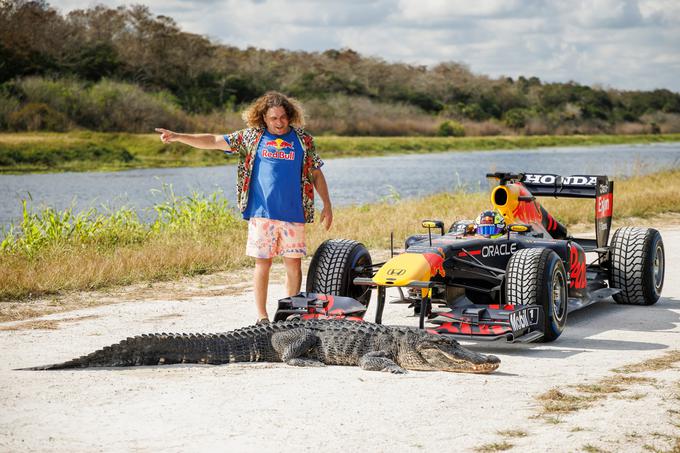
0, 314, 100, 331
613, 350, 680, 374
581, 445, 611, 453
0, 319, 62, 330
145, 313, 184, 321
574, 376, 656, 396
475, 441, 514, 452
670, 409, 680, 429
1, 230, 250, 301
0, 265, 259, 322
536, 388, 602, 414
536, 353, 675, 417
574, 382, 625, 395
643, 434, 680, 453
496, 429, 527, 438
616, 392, 649, 401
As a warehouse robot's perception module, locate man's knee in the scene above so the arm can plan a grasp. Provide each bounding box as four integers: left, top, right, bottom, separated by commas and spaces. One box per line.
255, 258, 273, 271
283, 257, 302, 274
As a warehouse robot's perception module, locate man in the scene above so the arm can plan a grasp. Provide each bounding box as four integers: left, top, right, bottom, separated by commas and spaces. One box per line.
155, 91, 332, 324
475, 209, 506, 238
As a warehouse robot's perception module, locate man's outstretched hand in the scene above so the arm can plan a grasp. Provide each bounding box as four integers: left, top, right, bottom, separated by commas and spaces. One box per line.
155, 128, 177, 144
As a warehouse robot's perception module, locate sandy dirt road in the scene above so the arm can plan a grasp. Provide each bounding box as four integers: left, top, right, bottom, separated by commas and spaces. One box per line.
1, 228, 679, 453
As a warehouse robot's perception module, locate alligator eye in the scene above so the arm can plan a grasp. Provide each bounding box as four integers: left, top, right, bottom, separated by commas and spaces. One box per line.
416, 340, 437, 351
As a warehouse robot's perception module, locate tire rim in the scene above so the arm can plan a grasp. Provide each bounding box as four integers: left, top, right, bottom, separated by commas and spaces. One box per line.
551, 269, 567, 322
653, 243, 664, 294
351, 253, 372, 302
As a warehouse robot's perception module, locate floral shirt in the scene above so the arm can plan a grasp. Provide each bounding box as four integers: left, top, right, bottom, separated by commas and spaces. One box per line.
224, 127, 323, 223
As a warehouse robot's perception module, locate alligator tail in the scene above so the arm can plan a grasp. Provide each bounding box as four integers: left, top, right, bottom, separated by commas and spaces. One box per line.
17, 332, 251, 370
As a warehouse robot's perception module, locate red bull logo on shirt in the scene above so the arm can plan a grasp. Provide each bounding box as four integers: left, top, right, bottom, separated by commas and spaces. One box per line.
263, 138, 295, 160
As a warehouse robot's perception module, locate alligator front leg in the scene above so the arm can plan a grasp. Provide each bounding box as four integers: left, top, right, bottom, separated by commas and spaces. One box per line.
271, 328, 325, 367
358, 351, 406, 374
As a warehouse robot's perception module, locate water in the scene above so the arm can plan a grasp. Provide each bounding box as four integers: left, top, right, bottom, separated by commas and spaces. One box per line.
1, 142, 679, 227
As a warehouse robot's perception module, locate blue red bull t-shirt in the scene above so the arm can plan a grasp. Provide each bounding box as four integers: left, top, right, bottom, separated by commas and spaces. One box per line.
226, 129, 305, 223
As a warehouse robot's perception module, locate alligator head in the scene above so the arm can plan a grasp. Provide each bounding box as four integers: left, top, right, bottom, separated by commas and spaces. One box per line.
398, 331, 500, 373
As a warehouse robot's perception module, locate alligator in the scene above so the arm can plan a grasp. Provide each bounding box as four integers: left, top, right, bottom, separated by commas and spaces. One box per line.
19, 319, 500, 374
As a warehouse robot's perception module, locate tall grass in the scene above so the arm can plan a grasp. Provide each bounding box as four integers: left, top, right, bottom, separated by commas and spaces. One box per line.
1, 184, 239, 255
1, 169, 679, 301
0, 185, 245, 299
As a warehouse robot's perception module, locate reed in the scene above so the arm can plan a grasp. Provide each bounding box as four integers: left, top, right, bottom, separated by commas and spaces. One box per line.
1, 169, 679, 301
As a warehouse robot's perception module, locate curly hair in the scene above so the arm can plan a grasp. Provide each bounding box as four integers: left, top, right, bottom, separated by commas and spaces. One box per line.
242, 91, 306, 128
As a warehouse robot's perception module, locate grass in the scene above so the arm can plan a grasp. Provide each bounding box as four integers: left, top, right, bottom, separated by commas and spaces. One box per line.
0, 315, 99, 331
475, 441, 514, 452
581, 445, 610, 453
1, 131, 680, 173
613, 350, 680, 374
536, 389, 602, 414
0, 132, 222, 173
536, 350, 680, 417
496, 429, 527, 438
1, 168, 679, 301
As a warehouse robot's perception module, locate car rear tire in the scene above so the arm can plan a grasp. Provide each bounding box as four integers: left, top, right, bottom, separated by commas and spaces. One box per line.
609, 227, 664, 305
506, 248, 568, 342
306, 239, 373, 305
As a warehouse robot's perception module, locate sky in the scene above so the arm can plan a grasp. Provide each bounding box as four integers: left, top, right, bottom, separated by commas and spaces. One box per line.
49, 0, 680, 92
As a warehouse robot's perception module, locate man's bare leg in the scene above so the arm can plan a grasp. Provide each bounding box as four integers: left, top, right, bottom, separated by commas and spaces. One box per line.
254, 258, 273, 320
283, 257, 302, 296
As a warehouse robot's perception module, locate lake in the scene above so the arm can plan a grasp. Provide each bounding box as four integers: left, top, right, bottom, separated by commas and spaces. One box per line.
1, 142, 679, 227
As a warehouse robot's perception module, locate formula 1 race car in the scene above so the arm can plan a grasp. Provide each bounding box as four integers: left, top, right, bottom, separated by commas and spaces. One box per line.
274, 172, 665, 343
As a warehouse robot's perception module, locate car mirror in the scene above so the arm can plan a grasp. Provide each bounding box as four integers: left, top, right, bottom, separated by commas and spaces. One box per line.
509, 223, 532, 232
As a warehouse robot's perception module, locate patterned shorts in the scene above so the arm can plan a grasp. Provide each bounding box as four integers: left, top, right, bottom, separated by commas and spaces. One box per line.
245, 218, 306, 259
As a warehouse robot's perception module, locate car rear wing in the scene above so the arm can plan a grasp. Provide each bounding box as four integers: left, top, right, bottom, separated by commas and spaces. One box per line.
487, 172, 614, 248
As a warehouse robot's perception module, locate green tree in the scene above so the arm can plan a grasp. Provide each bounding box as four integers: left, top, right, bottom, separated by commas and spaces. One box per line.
504, 108, 530, 130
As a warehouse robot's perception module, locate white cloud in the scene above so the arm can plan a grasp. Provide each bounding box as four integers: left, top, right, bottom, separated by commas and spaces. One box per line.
48, 0, 680, 91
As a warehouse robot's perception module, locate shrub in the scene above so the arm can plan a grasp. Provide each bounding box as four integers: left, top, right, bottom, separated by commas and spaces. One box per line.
11, 76, 192, 132
437, 120, 465, 137
640, 112, 680, 134
0, 91, 20, 129
16, 77, 83, 119
79, 79, 192, 132
504, 108, 530, 130
305, 95, 437, 136
7, 102, 70, 131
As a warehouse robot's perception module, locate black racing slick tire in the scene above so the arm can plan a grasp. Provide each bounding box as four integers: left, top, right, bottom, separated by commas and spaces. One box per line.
306, 239, 373, 305
609, 227, 665, 305
506, 248, 568, 342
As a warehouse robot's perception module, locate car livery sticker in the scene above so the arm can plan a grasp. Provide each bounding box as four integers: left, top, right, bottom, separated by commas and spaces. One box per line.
568, 244, 587, 289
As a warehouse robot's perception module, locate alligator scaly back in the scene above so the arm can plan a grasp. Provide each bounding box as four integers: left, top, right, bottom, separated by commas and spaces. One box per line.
20, 324, 284, 370
18, 320, 500, 374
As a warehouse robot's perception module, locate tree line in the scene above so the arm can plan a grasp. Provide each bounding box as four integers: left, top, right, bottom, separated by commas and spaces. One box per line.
1, 0, 679, 135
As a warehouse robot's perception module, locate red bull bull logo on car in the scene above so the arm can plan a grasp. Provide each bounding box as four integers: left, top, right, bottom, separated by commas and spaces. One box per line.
263, 138, 295, 160
422, 251, 446, 278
